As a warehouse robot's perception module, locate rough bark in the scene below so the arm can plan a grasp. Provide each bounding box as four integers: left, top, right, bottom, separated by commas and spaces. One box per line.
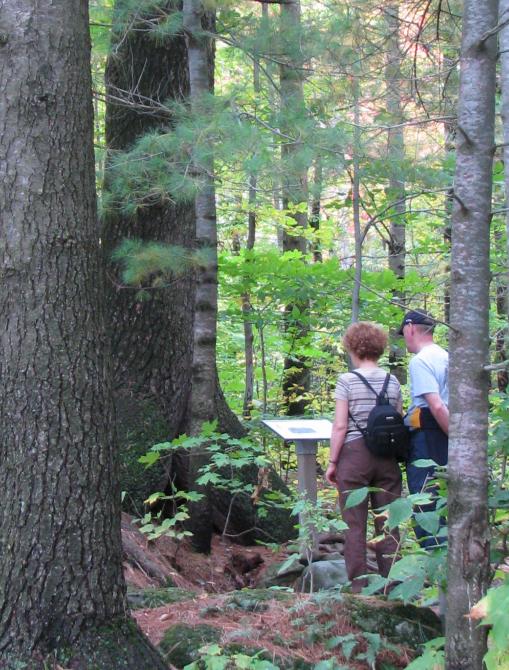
0, 1, 166, 667
279, 0, 310, 415
446, 0, 498, 666
103, 0, 201, 438
102, 0, 242, 489
498, 0, 509, 391
102, 0, 295, 550
384, 4, 406, 384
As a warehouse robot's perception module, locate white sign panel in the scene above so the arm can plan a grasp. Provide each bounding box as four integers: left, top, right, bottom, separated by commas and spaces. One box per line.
262, 419, 332, 441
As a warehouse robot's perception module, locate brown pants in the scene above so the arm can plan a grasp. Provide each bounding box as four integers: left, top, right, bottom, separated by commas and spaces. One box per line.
335, 437, 402, 592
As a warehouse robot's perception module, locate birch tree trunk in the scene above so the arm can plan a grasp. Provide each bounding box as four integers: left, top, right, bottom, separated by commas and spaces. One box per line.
0, 1, 166, 667
446, 0, 498, 665
279, 0, 310, 415
183, 0, 218, 550
384, 4, 406, 383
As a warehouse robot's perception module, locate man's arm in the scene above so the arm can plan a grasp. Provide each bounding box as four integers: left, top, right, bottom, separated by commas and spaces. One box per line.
325, 399, 348, 485
424, 392, 449, 435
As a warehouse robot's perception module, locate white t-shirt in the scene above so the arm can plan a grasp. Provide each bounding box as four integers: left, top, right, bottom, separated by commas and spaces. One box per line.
408, 342, 449, 416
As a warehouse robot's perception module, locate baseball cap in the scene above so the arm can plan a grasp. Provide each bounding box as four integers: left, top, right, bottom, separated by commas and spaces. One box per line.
397, 310, 435, 335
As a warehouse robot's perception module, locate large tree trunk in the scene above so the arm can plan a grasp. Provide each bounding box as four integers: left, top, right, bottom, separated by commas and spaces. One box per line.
0, 1, 166, 668
446, 0, 498, 666
102, 1, 295, 548
102, 0, 241, 483
279, 0, 310, 415
102, 0, 199, 518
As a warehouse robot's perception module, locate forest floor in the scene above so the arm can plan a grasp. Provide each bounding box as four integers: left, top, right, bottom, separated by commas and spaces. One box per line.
122, 514, 437, 669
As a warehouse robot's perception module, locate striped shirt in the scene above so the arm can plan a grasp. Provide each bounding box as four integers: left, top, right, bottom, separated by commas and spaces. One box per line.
334, 368, 402, 443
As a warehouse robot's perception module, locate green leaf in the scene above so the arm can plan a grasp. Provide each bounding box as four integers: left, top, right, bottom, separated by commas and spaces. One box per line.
361, 575, 388, 596
344, 487, 369, 509
414, 510, 441, 535
201, 419, 219, 437
196, 472, 222, 485
144, 491, 167, 505
138, 451, 160, 467
387, 575, 425, 602
412, 458, 439, 468
339, 634, 358, 660
181, 490, 204, 502
313, 661, 349, 670
387, 497, 413, 529
405, 637, 444, 670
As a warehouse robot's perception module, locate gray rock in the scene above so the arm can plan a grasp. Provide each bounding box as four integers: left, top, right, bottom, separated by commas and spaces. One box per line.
258, 556, 305, 588
296, 559, 349, 593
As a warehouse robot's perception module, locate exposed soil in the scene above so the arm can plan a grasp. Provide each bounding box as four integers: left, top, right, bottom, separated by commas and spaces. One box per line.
132, 593, 411, 669
122, 513, 280, 593
122, 515, 418, 668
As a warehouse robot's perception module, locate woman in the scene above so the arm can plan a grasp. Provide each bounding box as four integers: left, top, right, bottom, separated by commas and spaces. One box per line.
325, 321, 402, 593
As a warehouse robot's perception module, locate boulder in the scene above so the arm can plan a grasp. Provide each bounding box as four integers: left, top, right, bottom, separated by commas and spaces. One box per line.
296, 559, 349, 593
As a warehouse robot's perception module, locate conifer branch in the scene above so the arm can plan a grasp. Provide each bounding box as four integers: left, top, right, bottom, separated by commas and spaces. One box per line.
484, 360, 509, 372
451, 191, 468, 211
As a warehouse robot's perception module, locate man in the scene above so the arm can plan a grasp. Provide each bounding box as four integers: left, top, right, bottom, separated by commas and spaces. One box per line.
398, 309, 449, 547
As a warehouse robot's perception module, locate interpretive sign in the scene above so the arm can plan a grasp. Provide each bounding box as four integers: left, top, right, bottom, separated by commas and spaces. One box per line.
261, 419, 332, 442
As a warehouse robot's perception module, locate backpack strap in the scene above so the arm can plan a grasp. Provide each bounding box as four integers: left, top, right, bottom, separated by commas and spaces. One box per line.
378, 373, 391, 405
348, 409, 368, 438
350, 371, 391, 404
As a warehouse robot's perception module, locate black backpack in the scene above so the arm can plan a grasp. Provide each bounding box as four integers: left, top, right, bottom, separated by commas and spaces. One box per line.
348, 371, 409, 460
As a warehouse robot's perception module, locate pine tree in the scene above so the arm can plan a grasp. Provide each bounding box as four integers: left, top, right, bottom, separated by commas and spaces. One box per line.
0, 1, 166, 666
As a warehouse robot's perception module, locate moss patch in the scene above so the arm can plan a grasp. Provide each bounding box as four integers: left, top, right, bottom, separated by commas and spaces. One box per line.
346, 595, 442, 647
128, 587, 196, 609
224, 588, 294, 612
158, 623, 221, 667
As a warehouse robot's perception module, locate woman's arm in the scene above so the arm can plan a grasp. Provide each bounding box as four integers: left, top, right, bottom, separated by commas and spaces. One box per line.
325, 399, 349, 485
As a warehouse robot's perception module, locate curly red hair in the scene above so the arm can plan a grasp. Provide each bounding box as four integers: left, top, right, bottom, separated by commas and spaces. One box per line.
343, 321, 388, 361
